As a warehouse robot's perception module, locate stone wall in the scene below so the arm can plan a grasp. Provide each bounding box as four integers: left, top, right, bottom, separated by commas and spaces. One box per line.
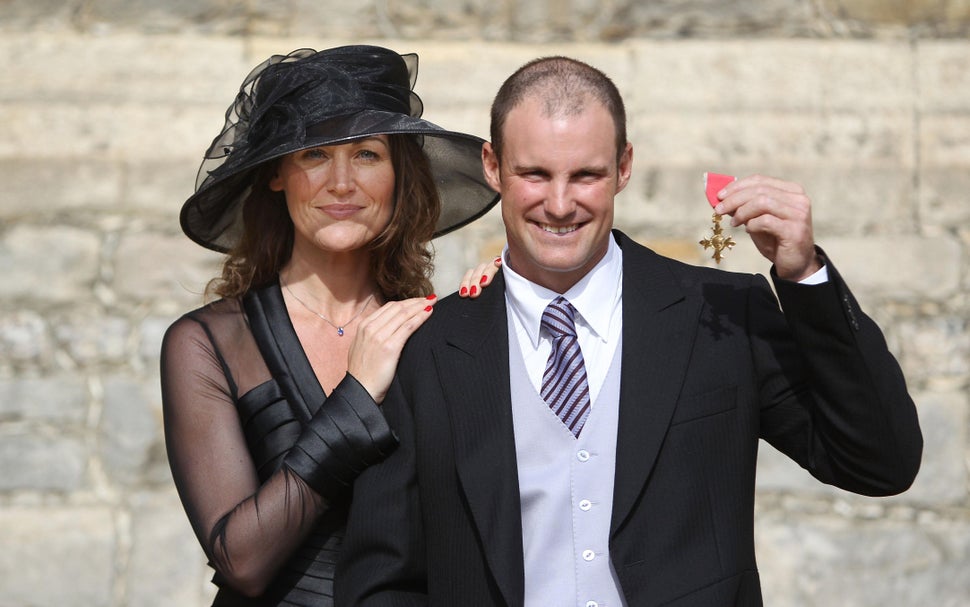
1, 2, 968, 606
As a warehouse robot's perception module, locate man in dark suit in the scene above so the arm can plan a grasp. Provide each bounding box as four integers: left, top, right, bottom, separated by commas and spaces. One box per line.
336, 56, 922, 607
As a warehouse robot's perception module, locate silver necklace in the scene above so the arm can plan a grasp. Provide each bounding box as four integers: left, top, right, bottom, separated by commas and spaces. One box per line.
283, 282, 374, 337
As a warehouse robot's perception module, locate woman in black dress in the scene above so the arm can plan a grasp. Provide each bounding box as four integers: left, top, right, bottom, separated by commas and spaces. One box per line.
161, 45, 499, 605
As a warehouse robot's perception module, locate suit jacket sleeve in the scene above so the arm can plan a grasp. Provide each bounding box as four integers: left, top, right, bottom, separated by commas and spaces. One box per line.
335, 373, 429, 606
758, 252, 922, 496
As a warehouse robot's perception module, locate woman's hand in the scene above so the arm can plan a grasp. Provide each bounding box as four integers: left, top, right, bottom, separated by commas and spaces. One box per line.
347, 295, 436, 403
458, 256, 502, 298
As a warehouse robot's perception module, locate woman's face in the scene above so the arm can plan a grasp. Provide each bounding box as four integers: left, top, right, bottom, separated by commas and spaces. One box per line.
270, 135, 395, 257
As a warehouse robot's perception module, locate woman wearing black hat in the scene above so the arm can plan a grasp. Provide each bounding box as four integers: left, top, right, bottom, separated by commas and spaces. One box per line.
161, 46, 499, 605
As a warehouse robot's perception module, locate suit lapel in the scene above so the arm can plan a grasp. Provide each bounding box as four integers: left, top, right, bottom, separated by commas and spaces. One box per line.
610, 232, 702, 537
433, 273, 525, 607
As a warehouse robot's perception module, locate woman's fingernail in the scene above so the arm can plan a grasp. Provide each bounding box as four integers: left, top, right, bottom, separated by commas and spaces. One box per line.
479, 275, 488, 285
459, 287, 467, 296
426, 293, 437, 300
470, 285, 478, 296
424, 305, 433, 312
714, 203, 725, 215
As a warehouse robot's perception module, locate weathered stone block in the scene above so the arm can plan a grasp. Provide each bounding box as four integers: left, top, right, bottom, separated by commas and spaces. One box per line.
895, 316, 970, 387
128, 490, 214, 607
0, 430, 86, 491
0, 311, 53, 366
920, 115, 970, 227
904, 391, 968, 504
383, 0, 501, 40
630, 111, 914, 168
819, 0, 970, 26
0, 33, 243, 104
126, 158, 199, 215
287, 0, 381, 37
612, 0, 817, 39
0, 507, 115, 607
757, 516, 970, 606
79, 0, 249, 35
140, 316, 177, 363
812, 235, 962, 300
100, 374, 164, 486
918, 41, 970, 112
630, 40, 914, 113
0, 102, 229, 160
53, 312, 131, 365
0, 0, 76, 32
0, 375, 87, 422
113, 231, 221, 307
0, 159, 122, 217
0, 225, 101, 302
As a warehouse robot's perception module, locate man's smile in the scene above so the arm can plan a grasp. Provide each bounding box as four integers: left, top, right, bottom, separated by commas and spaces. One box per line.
538, 223, 580, 234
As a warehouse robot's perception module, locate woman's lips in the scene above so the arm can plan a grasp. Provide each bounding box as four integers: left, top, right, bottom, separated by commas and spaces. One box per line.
320, 204, 363, 219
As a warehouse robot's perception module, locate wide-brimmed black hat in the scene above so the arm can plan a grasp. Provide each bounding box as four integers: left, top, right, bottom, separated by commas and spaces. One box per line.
180, 45, 499, 252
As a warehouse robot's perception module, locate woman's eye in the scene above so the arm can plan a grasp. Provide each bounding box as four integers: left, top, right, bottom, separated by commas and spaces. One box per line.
304, 148, 326, 159
358, 149, 380, 161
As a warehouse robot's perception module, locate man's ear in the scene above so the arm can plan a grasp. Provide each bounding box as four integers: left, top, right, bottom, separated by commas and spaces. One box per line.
482, 142, 502, 193
615, 141, 633, 194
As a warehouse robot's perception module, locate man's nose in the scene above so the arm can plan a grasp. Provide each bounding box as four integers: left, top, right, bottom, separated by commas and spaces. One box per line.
544, 181, 575, 217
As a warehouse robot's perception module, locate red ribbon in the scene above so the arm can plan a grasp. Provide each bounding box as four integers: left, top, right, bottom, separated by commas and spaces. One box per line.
704, 172, 736, 209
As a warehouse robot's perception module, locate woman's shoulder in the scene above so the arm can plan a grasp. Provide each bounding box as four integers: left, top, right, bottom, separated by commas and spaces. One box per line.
163, 297, 248, 348
178, 297, 244, 324
161, 295, 272, 398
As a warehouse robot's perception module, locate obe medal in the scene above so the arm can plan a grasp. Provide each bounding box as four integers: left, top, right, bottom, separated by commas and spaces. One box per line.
699, 172, 737, 264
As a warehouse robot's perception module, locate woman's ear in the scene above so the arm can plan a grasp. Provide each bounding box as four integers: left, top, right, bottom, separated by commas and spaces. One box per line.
268, 171, 284, 192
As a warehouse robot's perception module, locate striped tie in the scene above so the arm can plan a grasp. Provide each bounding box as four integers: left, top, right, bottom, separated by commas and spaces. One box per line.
540, 297, 591, 437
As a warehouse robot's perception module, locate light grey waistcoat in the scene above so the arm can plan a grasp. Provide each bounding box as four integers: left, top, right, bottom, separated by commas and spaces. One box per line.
508, 321, 627, 607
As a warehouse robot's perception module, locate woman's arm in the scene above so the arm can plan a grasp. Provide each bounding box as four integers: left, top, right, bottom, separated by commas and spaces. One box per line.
161, 316, 325, 597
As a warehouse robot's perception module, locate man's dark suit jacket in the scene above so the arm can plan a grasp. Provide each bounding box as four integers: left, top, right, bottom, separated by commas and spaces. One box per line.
336, 230, 922, 607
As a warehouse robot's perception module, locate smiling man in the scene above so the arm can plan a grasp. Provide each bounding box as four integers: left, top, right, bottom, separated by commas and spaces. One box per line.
337, 56, 922, 607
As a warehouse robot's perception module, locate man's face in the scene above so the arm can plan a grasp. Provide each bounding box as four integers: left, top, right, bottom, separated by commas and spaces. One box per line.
483, 96, 632, 294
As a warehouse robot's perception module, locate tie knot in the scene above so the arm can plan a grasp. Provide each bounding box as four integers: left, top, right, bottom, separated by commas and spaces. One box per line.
541, 297, 577, 338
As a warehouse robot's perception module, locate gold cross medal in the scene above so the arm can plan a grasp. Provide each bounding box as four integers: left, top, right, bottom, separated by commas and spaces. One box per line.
699, 172, 737, 263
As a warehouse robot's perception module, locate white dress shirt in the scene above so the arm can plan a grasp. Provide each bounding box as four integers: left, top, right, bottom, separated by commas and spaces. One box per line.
502, 236, 624, 406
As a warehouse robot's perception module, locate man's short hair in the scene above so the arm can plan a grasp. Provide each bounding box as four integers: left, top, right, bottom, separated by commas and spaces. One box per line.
489, 56, 628, 164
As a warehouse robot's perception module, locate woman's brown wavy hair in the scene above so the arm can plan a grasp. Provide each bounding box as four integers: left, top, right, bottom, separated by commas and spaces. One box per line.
205, 134, 440, 302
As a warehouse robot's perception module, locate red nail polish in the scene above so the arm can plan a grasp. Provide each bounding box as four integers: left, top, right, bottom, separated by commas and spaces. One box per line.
479, 275, 488, 285
470, 285, 478, 296
424, 305, 433, 312
426, 293, 437, 300
460, 287, 467, 296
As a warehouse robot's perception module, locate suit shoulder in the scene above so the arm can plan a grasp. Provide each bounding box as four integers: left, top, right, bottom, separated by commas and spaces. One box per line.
620, 236, 764, 292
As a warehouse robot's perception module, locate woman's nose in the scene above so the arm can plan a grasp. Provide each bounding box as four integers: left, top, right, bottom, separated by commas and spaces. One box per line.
328, 156, 355, 195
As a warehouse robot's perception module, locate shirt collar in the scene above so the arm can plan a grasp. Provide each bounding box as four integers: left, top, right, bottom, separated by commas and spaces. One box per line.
503, 234, 623, 348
